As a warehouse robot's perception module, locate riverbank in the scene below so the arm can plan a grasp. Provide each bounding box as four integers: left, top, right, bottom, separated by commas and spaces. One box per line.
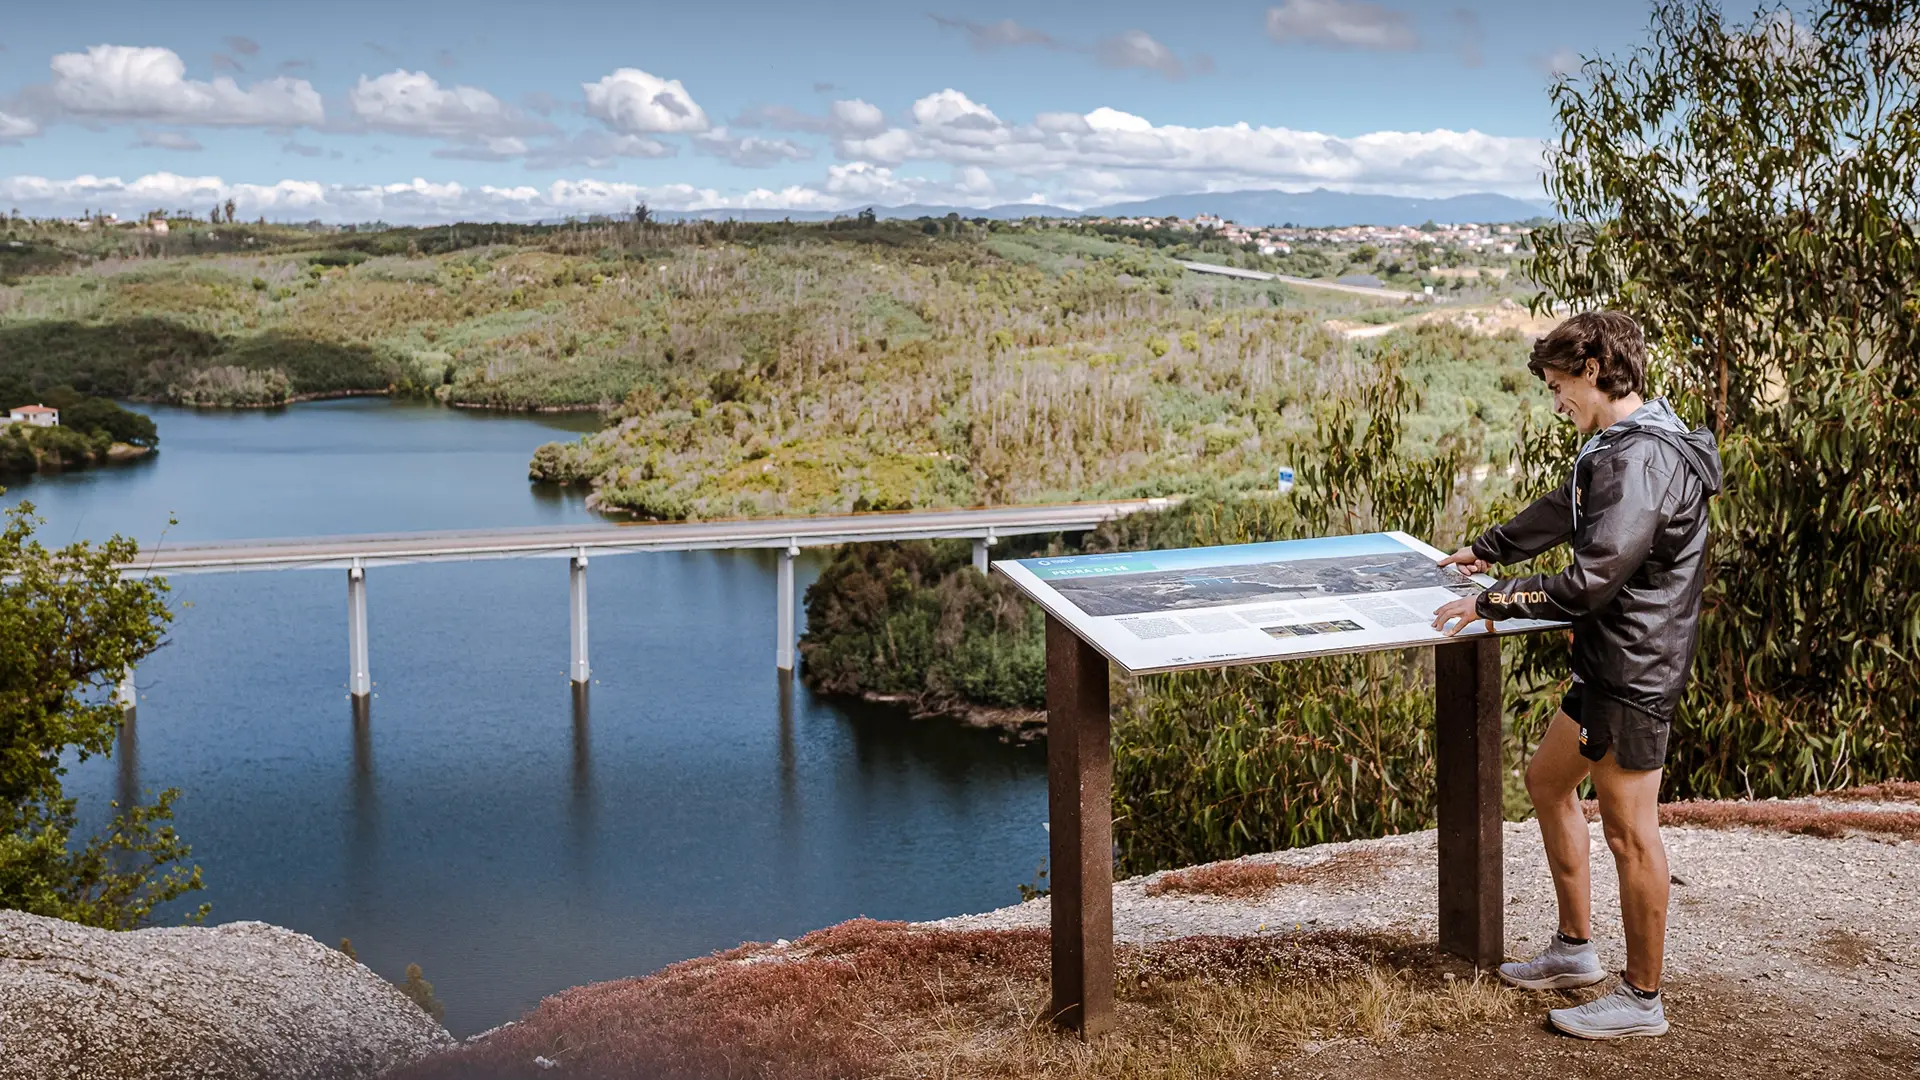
856, 690, 1046, 744
385, 787, 1920, 1079
0, 432, 152, 475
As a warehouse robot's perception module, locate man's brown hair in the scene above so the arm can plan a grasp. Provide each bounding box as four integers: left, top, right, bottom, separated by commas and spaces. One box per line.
1528, 310, 1647, 399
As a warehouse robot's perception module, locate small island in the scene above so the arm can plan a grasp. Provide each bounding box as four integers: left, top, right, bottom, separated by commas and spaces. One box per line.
0, 383, 157, 475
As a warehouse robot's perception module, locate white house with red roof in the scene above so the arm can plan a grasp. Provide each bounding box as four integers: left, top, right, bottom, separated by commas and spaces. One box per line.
7, 405, 59, 428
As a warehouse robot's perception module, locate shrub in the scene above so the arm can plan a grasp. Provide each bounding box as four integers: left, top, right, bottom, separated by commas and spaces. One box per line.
0, 499, 201, 928
799, 539, 1048, 711
402, 963, 446, 1023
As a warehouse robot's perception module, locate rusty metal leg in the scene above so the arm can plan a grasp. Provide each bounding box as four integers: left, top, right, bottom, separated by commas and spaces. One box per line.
1045, 614, 1113, 1036
1435, 636, 1505, 968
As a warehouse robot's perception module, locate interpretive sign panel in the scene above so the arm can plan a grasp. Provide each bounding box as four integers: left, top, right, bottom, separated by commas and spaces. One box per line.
994, 531, 1566, 676
1004, 530, 1571, 1035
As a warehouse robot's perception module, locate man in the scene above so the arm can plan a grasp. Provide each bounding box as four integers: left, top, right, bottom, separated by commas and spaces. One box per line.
1430, 311, 1721, 1040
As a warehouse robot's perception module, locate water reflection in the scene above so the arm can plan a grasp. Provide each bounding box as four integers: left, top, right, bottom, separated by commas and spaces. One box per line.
350, 696, 376, 832
115, 708, 139, 812
570, 682, 593, 843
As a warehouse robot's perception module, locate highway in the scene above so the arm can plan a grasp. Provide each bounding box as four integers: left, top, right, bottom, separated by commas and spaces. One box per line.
124, 498, 1178, 574
1179, 259, 1422, 301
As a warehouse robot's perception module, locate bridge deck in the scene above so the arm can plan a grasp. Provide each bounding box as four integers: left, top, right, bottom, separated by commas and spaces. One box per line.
126, 499, 1175, 573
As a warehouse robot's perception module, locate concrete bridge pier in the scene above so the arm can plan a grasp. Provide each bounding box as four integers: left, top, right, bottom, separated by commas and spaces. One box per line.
972, 528, 997, 574
569, 548, 590, 685
776, 540, 798, 672
347, 559, 371, 699
114, 665, 136, 711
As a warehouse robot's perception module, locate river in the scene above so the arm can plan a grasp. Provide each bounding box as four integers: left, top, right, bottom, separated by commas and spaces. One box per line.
1, 399, 1048, 1037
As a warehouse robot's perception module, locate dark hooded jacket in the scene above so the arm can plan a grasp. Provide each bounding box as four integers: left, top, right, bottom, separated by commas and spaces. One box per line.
1470, 398, 1723, 721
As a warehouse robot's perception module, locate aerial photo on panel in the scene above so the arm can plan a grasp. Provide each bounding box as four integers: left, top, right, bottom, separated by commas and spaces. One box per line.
1046, 549, 1482, 617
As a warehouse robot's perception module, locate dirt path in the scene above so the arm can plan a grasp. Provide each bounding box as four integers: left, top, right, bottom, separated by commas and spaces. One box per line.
1278, 976, 1919, 1079
932, 801, 1920, 1061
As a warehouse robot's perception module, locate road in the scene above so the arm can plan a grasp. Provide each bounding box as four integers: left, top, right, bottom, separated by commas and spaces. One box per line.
1179, 260, 1422, 302
125, 498, 1178, 574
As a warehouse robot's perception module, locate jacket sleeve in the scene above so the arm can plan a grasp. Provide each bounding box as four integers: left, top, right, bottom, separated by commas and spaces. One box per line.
1475, 449, 1676, 622
1469, 483, 1572, 565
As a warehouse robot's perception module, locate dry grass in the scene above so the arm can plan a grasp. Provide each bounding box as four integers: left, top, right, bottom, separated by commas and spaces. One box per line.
386, 921, 1520, 1080
1580, 792, 1920, 841
1145, 849, 1394, 899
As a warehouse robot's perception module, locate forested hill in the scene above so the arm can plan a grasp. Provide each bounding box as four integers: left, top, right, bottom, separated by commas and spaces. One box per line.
0, 213, 1544, 518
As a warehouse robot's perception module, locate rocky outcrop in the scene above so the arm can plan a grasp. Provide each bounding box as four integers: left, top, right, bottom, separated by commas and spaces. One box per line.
0, 910, 454, 1080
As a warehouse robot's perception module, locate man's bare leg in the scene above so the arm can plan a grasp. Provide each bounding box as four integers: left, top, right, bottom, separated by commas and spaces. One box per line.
1591, 750, 1668, 990
1526, 710, 1594, 940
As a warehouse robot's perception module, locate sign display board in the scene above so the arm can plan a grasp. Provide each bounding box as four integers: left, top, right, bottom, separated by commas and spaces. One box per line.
994, 531, 1566, 675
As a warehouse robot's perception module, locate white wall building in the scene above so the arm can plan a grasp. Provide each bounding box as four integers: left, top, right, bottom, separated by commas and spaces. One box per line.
8, 405, 59, 427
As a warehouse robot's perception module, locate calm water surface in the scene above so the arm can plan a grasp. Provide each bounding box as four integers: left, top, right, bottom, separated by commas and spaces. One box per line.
2, 400, 1047, 1036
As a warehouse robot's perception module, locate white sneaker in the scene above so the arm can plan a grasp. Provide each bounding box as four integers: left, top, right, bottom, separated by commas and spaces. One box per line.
1498, 934, 1607, 990
1548, 981, 1670, 1039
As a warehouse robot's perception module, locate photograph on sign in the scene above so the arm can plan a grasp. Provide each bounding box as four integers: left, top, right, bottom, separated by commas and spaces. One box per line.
993, 531, 1566, 675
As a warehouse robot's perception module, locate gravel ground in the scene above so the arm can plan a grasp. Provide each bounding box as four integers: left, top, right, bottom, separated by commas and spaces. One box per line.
928, 807, 1920, 1040
0, 910, 454, 1080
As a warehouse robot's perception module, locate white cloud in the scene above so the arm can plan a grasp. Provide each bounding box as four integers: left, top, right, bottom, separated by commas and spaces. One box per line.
823, 161, 912, 200
0, 112, 39, 143
521, 131, 676, 169
1536, 47, 1582, 76
348, 70, 549, 139
46, 44, 323, 126
134, 130, 203, 151
955, 165, 995, 196
1265, 0, 1419, 51
830, 99, 886, 134
1095, 30, 1192, 80
929, 16, 1061, 51
582, 68, 709, 134
1084, 107, 1155, 134
734, 98, 884, 136
693, 127, 815, 167
834, 91, 1543, 200
0, 171, 846, 223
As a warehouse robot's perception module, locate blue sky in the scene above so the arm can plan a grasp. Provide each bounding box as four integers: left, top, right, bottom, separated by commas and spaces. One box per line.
0, 0, 1658, 223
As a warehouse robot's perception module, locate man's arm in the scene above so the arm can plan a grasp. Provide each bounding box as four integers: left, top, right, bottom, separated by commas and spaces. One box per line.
1476, 450, 1676, 622
1470, 484, 1573, 566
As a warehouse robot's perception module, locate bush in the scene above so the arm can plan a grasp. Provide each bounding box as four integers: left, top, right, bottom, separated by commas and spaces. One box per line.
401, 963, 446, 1023
0, 499, 202, 928
799, 539, 1048, 711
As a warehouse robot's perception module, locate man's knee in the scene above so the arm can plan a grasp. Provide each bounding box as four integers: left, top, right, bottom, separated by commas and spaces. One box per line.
1601, 816, 1662, 863
1525, 757, 1577, 803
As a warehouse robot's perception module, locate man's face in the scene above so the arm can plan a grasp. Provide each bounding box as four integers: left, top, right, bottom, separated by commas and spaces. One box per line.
1542, 364, 1608, 434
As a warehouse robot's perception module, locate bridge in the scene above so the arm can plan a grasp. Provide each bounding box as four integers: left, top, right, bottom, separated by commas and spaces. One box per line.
115, 499, 1175, 704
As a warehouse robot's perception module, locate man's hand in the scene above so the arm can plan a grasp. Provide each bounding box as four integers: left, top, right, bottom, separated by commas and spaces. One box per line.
1432, 594, 1493, 637
1436, 546, 1490, 575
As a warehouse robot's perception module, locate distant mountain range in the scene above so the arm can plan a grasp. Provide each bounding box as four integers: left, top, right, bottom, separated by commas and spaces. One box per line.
661, 188, 1553, 228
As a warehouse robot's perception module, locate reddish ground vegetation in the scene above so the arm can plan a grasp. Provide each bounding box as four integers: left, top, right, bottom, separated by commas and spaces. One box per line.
1827, 780, 1920, 803
385, 921, 1439, 1080
1145, 848, 1392, 898
1580, 796, 1920, 841
387, 919, 1046, 1080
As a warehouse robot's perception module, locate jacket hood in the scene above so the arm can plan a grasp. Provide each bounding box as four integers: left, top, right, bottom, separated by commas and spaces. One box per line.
1610, 397, 1723, 495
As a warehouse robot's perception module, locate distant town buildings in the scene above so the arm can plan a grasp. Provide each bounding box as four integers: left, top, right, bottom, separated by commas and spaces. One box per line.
1077, 213, 1534, 259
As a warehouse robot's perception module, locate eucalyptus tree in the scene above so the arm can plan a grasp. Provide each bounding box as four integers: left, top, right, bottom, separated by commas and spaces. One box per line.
1526, 0, 1920, 793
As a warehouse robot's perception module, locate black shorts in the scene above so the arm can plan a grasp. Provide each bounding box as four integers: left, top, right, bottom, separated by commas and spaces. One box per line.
1562, 685, 1670, 771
